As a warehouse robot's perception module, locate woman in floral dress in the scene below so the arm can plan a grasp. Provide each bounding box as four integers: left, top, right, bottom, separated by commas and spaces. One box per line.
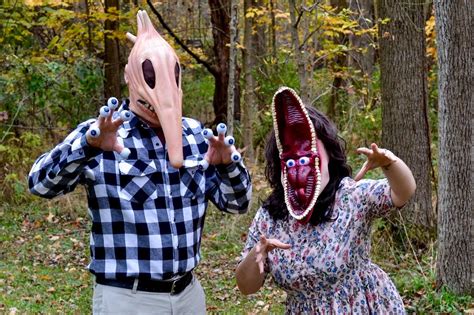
236, 87, 416, 314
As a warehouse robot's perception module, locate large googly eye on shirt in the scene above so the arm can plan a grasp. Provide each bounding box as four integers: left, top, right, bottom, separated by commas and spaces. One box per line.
286, 159, 296, 168
175, 62, 180, 87
142, 59, 156, 89
299, 157, 310, 166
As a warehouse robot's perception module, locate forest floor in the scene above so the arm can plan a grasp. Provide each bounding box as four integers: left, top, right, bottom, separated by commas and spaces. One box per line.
1, 167, 472, 314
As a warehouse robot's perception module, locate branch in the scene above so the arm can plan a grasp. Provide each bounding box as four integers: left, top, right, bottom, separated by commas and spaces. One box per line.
146, 0, 218, 77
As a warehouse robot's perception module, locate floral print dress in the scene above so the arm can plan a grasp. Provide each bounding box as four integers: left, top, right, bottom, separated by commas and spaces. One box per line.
241, 177, 405, 314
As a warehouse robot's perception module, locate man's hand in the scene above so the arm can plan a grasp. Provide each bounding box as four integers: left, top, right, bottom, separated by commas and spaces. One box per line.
255, 235, 291, 274
86, 97, 131, 159
354, 143, 398, 181
202, 123, 242, 167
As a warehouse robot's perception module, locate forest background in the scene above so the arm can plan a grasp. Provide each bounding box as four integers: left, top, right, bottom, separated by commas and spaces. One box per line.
0, 0, 472, 313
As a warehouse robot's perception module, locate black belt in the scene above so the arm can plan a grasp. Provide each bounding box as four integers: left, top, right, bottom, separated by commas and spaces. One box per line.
95, 272, 193, 295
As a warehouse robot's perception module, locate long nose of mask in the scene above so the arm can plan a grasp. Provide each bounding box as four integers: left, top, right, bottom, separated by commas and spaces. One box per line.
125, 10, 183, 168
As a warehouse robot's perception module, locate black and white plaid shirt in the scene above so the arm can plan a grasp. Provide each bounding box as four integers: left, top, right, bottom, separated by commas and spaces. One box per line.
28, 109, 252, 280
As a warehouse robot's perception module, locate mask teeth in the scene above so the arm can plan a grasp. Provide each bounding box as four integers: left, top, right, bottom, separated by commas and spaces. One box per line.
271, 87, 319, 160
273, 87, 322, 222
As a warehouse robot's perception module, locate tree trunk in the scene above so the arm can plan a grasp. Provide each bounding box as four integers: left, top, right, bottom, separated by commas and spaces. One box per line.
289, 0, 309, 104
104, 0, 121, 99
348, 0, 374, 77
243, 0, 257, 162
434, 0, 473, 295
209, 0, 241, 124
327, 0, 348, 121
378, 0, 434, 227
227, 0, 238, 134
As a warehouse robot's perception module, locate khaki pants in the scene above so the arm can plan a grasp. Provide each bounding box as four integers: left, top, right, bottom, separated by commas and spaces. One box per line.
92, 276, 206, 315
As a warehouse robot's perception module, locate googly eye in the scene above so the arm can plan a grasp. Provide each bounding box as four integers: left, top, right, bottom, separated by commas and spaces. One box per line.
299, 157, 310, 165
107, 97, 119, 109
231, 151, 242, 162
87, 126, 100, 138
198, 159, 209, 171
202, 128, 213, 139
286, 159, 296, 168
224, 136, 235, 146
120, 110, 132, 121
99, 106, 111, 117
216, 123, 227, 135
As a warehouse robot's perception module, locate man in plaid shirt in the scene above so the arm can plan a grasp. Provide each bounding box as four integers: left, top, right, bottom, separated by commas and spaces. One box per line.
28, 10, 252, 314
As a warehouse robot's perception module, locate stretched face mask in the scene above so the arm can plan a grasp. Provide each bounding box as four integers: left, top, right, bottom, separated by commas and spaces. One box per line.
272, 87, 329, 223
125, 10, 183, 168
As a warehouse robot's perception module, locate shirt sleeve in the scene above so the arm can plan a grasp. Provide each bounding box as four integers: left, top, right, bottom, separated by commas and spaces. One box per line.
205, 161, 252, 214
28, 120, 102, 199
354, 178, 395, 219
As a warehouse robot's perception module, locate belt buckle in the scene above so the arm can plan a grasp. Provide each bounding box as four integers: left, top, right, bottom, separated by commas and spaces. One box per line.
170, 279, 178, 295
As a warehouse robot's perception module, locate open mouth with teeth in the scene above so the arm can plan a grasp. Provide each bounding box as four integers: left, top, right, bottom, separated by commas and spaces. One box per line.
272, 87, 322, 223
138, 99, 155, 113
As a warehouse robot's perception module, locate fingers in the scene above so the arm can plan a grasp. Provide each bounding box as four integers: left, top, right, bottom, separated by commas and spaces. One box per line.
269, 239, 291, 250
354, 161, 369, 181
201, 123, 242, 163
216, 123, 227, 141
356, 147, 372, 156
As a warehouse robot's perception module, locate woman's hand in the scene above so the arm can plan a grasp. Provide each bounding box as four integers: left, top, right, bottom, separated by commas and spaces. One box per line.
354, 143, 397, 181
255, 235, 291, 274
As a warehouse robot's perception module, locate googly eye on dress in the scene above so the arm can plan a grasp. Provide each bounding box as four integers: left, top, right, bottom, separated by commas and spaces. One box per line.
299, 157, 310, 165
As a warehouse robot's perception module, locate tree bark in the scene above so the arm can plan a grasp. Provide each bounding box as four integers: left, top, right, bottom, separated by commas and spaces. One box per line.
348, 0, 374, 77
434, 0, 473, 295
209, 0, 241, 124
243, 0, 257, 162
378, 0, 434, 226
327, 0, 348, 121
227, 0, 238, 134
104, 0, 121, 99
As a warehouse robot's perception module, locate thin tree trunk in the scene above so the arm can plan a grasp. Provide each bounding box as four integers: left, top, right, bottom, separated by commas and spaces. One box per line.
227, 0, 238, 134
434, 0, 473, 295
289, 0, 309, 104
269, 0, 277, 59
327, 0, 347, 121
243, 0, 257, 162
104, 0, 121, 99
348, 0, 374, 77
378, 0, 434, 226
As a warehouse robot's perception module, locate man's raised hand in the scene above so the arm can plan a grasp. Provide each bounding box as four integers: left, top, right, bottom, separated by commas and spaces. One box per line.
86, 97, 132, 159
200, 123, 242, 170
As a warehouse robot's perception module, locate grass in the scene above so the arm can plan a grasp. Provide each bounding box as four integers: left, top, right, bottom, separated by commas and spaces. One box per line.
0, 168, 472, 314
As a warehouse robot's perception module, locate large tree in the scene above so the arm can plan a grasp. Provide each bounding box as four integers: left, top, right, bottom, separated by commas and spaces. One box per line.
434, 0, 473, 295
378, 0, 434, 226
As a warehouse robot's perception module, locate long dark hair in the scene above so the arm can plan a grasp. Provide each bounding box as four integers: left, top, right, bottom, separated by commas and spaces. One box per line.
262, 106, 352, 225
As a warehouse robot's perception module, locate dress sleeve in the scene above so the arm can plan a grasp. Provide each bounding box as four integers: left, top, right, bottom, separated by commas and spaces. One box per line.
240, 207, 271, 273
355, 178, 395, 219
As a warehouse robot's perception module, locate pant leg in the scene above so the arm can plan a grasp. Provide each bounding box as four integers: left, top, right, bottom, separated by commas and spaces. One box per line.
171, 276, 206, 315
